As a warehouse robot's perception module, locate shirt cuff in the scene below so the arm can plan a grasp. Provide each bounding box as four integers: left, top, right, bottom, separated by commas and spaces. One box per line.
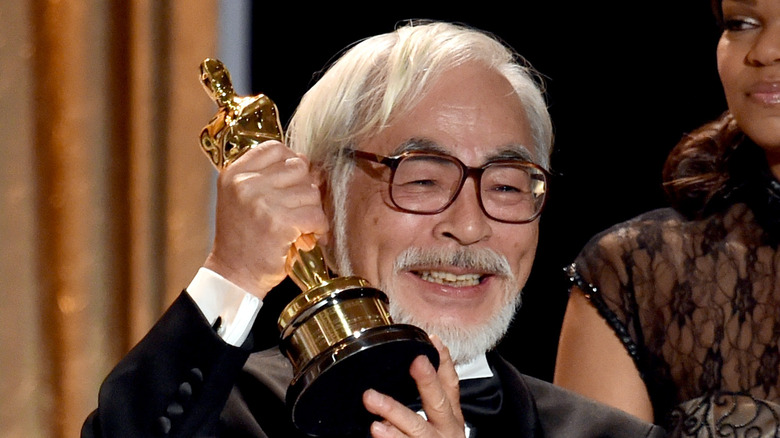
186, 267, 262, 346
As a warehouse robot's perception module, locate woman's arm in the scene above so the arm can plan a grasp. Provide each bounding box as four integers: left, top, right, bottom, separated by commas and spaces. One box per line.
553, 286, 654, 423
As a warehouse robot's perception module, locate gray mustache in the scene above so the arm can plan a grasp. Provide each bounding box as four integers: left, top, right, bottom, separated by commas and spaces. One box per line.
394, 247, 513, 277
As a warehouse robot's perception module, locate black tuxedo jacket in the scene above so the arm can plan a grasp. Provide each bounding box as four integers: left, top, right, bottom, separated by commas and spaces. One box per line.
82, 292, 666, 438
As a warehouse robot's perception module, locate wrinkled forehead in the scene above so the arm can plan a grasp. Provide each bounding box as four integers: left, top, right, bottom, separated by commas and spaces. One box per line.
358, 63, 536, 164
389, 138, 537, 166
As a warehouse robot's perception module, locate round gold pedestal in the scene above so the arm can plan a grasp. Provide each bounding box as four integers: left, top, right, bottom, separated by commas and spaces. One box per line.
280, 282, 438, 437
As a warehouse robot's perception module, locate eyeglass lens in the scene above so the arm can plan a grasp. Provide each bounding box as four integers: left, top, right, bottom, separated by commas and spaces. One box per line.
390, 154, 545, 222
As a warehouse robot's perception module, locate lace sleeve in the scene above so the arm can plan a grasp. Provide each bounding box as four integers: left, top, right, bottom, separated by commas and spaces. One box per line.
565, 207, 713, 424
566, 217, 655, 373
565, 263, 643, 368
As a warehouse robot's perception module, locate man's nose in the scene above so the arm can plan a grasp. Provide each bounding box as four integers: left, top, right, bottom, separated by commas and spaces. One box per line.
432, 178, 492, 245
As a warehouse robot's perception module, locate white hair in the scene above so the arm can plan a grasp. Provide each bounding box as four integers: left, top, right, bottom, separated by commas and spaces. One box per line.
287, 20, 553, 170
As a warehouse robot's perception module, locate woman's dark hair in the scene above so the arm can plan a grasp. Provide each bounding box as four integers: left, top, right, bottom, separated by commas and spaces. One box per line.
662, 0, 756, 217
662, 111, 744, 216
711, 0, 723, 27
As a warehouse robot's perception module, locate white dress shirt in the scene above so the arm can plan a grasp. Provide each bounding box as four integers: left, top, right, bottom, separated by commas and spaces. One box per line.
186, 267, 262, 346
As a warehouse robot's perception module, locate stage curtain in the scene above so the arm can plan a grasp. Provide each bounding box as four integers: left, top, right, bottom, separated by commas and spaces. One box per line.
0, 1, 218, 436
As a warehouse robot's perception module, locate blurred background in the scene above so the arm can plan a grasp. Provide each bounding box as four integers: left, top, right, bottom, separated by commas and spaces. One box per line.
0, 1, 724, 436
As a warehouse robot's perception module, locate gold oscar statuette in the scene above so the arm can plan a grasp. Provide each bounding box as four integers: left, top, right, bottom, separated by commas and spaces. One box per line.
198, 59, 439, 437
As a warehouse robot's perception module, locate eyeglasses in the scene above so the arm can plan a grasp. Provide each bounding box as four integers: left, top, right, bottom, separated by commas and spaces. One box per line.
345, 148, 548, 224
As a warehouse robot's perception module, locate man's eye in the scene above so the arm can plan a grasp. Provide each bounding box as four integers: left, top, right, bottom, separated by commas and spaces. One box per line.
492, 184, 522, 193
406, 179, 437, 186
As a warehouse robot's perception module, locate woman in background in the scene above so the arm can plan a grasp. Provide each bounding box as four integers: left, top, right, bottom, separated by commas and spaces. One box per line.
553, 0, 780, 435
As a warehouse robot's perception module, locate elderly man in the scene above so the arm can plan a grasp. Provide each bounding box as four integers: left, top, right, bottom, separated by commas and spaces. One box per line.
83, 21, 665, 438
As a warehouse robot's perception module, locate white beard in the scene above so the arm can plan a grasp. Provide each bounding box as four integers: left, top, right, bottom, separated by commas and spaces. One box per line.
380, 247, 522, 365
385, 284, 520, 365
333, 224, 522, 364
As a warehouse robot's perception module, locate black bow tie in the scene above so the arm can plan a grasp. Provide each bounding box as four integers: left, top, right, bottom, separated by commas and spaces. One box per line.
406, 374, 503, 420
459, 375, 504, 419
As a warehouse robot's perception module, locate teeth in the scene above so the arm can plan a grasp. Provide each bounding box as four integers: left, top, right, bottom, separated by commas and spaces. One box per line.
419, 271, 481, 286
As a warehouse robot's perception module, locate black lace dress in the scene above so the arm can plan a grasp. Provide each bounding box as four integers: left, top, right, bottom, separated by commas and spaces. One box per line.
567, 144, 780, 437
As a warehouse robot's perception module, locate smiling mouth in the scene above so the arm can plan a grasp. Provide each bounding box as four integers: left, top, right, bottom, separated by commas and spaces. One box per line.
749, 91, 780, 105
414, 270, 483, 287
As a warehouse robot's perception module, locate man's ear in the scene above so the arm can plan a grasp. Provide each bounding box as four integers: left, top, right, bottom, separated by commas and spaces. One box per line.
312, 165, 336, 260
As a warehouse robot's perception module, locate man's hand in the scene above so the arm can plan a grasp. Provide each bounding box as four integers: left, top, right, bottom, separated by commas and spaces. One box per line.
363, 336, 466, 438
203, 140, 329, 299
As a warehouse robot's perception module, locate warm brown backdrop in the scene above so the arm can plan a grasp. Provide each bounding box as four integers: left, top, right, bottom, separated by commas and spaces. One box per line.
1, 1, 218, 436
